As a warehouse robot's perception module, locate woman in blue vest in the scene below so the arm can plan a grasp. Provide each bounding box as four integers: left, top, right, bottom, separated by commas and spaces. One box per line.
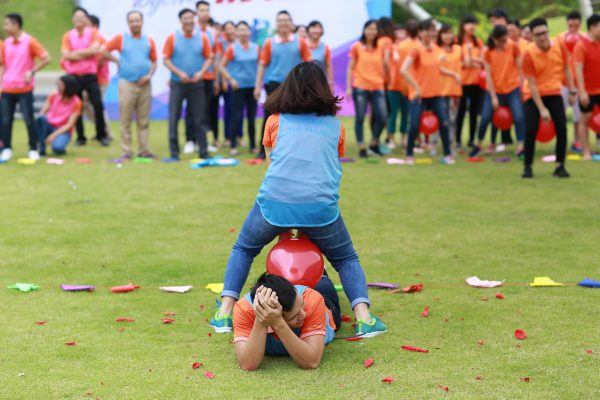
307, 21, 333, 87
220, 21, 259, 155
211, 61, 387, 339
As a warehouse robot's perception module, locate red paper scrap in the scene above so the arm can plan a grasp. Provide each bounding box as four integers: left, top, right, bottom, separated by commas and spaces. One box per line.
341, 315, 353, 323
514, 329, 527, 340
421, 306, 429, 317
34, 321, 47, 325
363, 358, 374, 368
116, 317, 135, 322
520, 377, 530, 383
65, 341, 76, 346
204, 371, 215, 379
438, 385, 449, 392
161, 318, 175, 324
495, 293, 505, 300
164, 311, 176, 316
401, 345, 428, 353
192, 362, 203, 369
344, 336, 362, 342
382, 377, 394, 384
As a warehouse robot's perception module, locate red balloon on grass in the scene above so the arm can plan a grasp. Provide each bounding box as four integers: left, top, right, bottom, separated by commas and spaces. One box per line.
266, 231, 324, 288
563, 32, 580, 52
419, 111, 439, 135
492, 106, 513, 130
589, 106, 600, 134
537, 119, 556, 143
478, 70, 487, 90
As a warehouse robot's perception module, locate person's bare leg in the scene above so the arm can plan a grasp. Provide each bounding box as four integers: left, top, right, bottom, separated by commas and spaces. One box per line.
219, 296, 236, 316
580, 113, 592, 160
353, 303, 371, 322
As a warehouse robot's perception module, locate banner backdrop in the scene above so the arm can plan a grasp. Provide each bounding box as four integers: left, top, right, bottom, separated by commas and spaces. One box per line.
80, 0, 391, 119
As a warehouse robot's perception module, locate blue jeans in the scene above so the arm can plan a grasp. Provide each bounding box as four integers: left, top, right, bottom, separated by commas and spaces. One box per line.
407, 96, 451, 156
477, 88, 525, 142
37, 116, 70, 155
1, 91, 37, 150
352, 88, 387, 145
386, 90, 409, 135
222, 202, 370, 309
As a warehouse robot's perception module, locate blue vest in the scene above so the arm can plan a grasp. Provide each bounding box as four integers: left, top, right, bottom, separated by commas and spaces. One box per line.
310, 42, 326, 65
227, 41, 259, 89
119, 33, 152, 83
257, 114, 342, 227
265, 36, 304, 83
243, 285, 335, 356
170, 30, 206, 82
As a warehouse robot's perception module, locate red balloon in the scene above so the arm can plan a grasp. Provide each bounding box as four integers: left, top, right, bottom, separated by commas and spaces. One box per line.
563, 32, 580, 52
266, 231, 324, 288
536, 119, 556, 143
478, 70, 487, 90
589, 106, 600, 134
492, 106, 513, 130
419, 111, 439, 135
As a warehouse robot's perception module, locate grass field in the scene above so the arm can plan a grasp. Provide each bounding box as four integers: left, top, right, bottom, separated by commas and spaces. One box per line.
0, 118, 598, 399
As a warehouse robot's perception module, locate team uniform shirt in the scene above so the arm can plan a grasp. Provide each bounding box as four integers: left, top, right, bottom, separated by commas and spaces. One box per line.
348, 41, 385, 91
106, 32, 157, 83
61, 27, 101, 75
224, 41, 259, 89
233, 285, 336, 355
97, 34, 110, 85
407, 41, 444, 100
0, 33, 48, 94
483, 40, 521, 95
387, 41, 406, 92
260, 33, 312, 84
162, 30, 212, 82
573, 36, 600, 95
440, 44, 463, 97
557, 31, 581, 86
460, 37, 484, 86
45, 92, 83, 132
308, 41, 332, 67
377, 35, 394, 87
522, 39, 568, 101
198, 24, 219, 80
397, 38, 418, 95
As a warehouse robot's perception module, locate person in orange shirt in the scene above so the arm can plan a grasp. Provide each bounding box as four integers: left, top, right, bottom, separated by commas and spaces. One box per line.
346, 20, 387, 158
385, 23, 411, 150
508, 19, 529, 54
456, 15, 484, 149
437, 24, 463, 149
395, 20, 420, 151
574, 14, 600, 160
401, 19, 459, 165
472, 25, 525, 156
521, 18, 576, 178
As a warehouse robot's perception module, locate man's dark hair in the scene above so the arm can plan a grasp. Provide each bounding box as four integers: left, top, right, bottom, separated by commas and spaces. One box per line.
508, 18, 521, 28
250, 273, 297, 312
127, 10, 143, 21
307, 20, 323, 32
587, 13, 600, 30
89, 15, 100, 28
378, 16, 395, 39
222, 20, 235, 29
236, 20, 250, 29
418, 18, 434, 32
264, 61, 341, 116
567, 10, 581, 21
196, 1, 210, 8
72, 6, 88, 16
487, 24, 508, 50
405, 19, 419, 39
178, 8, 195, 19
5, 13, 23, 28
359, 19, 379, 44
60, 75, 80, 98
529, 18, 548, 31
277, 10, 291, 18
294, 24, 306, 33
488, 8, 508, 21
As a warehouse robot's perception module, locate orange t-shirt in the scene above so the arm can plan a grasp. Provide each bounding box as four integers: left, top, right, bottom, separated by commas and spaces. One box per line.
105, 33, 157, 61
522, 39, 568, 100
397, 38, 418, 95
460, 37, 484, 85
259, 35, 312, 66
262, 114, 346, 158
557, 31, 580, 86
233, 287, 336, 343
349, 41, 385, 91
387, 41, 406, 92
408, 42, 444, 100
440, 44, 463, 97
573, 36, 600, 95
162, 32, 212, 60
483, 40, 520, 95
0, 34, 48, 94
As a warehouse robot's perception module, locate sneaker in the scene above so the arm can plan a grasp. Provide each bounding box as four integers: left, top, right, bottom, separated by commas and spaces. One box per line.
359, 149, 368, 158
0, 148, 13, 162
368, 145, 383, 156
406, 156, 415, 165
99, 137, 111, 147
210, 308, 233, 333
27, 150, 40, 161
355, 314, 387, 338
429, 145, 437, 157
553, 165, 570, 178
199, 151, 210, 159
378, 143, 391, 155
485, 144, 495, 155
441, 155, 455, 165
75, 137, 87, 146
413, 147, 425, 154
386, 140, 396, 150
183, 141, 195, 155
207, 144, 218, 153
522, 165, 533, 178
162, 156, 180, 163
469, 145, 482, 157
495, 143, 506, 153
229, 148, 239, 156
137, 152, 155, 159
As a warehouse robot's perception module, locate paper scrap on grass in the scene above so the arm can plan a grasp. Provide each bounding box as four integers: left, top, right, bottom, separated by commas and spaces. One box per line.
578, 278, 600, 288
541, 155, 556, 163
110, 283, 140, 293
514, 329, 527, 340
76, 158, 92, 164
386, 158, 406, 165
47, 158, 65, 165
415, 158, 432, 164
190, 157, 240, 169
160, 285, 193, 293
494, 157, 511, 163
468, 156, 485, 163
61, 284, 95, 292
245, 158, 264, 165
368, 282, 399, 290
466, 276, 503, 288
593, 154, 600, 162
17, 158, 36, 165
567, 154, 582, 161
205, 283, 224, 294
340, 157, 355, 163
530, 276, 563, 287
401, 345, 428, 353
134, 157, 153, 164
7, 283, 39, 292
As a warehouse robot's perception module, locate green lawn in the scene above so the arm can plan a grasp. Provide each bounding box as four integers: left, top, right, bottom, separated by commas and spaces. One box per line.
0, 118, 599, 399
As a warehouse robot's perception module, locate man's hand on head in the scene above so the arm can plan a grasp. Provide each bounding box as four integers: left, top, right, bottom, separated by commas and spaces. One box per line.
253, 286, 284, 328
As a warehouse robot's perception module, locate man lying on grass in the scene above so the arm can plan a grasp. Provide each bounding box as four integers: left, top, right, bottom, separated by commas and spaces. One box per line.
233, 273, 341, 370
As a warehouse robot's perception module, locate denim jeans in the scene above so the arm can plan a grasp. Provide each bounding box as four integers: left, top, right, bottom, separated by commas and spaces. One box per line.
168, 80, 208, 158
230, 87, 257, 149
477, 88, 525, 142
313, 274, 342, 330
407, 96, 451, 157
352, 88, 387, 145
386, 90, 409, 135
0, 91, 37, 150
37, 116, 70, 155
221, 202, 370, 309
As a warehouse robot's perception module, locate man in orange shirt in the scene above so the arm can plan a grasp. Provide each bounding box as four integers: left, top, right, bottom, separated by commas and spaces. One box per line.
522, 18, 576, 178
574, 14, 600, 159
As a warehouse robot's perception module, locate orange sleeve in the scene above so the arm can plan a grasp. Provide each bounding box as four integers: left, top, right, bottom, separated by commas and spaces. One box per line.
299, 38, 312, 61
105, 34, 123, 52
409, 48, 419, 62
559, 41, 569, 64
522, 52, 535, 78
224, 44, 235, 61
233, 300, 256, 342
0, 41, 4, 65
61, 32, 72, 53
348, 42, 359, 59
202, 34, 213, 58
90, 29, 101, 45
72, 97, 83, 116
29, 36, 48, 59
338, 124, 346, 158
513, 41, 520, 58
483, 47, 491, 64
325, 45, 332, 66
259, 39, 272, 66
262, 114, 280, 148
162, 33, 175, 59
573, 41, 585, 64
299, 289, 327, 339
148, 37, 157, 62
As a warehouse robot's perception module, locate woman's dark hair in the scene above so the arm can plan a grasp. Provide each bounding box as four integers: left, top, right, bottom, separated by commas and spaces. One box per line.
236, 20, 250, 29
418, 18, 434, 32
294, 24, 306, 33
222, 20, 235, 29
378, 17, 395, 40
487, 25, 508, 50
529, 18, 548, 31
264, 61, 341, 116
405, 19, 419, 39
587, 13, 600, 30
72, 7, 88, 16
508, 18, 521, 28
359, 19, 379, 45
89, 15, 100, 28
458, 15, 480, 48
250, 273, 297, 312
5, 13, 23, 28
307, 20, 323, 32
60, 75, 80, 98
437, 23, 453, 46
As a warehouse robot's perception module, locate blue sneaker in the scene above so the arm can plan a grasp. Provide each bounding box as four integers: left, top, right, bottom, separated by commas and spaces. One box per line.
162, 156, 180, 163
209, 300, 233, 333
355, 314, 387, 338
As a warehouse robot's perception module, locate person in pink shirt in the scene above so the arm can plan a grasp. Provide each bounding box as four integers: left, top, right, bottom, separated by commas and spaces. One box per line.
0, 13, 50, 162
37, 75, 83, 156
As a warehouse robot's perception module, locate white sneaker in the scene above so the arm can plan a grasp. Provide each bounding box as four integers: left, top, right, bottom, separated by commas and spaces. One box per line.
414, 147, 425, 154
406, 156, 415, 165
229, 148, 239, 156
28, 150, 40, 161
0, 148, 13, 162
183, 141, 195, 154
207, 144, 218, 153
496, 144, 506, 153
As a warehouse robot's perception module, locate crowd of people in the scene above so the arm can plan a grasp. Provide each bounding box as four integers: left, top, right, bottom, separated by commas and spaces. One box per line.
0, 4, 599, 177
